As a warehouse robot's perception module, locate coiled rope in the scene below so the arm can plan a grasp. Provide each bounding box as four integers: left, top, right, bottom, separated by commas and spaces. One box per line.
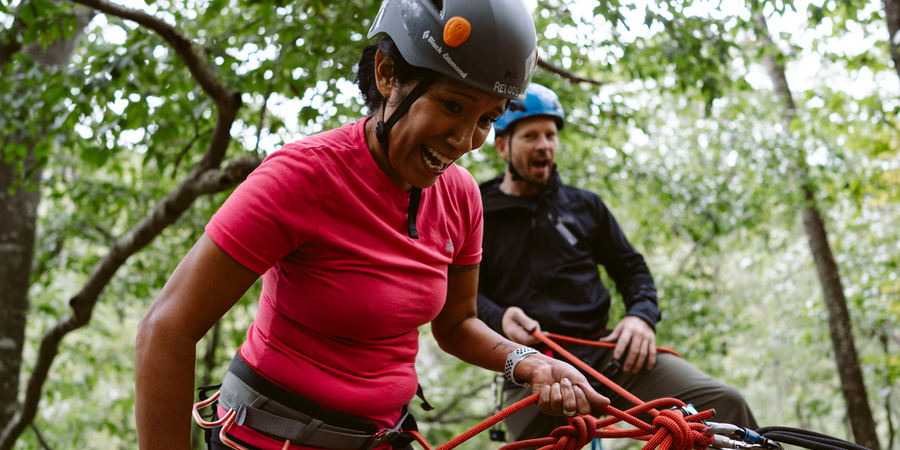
404, 331, 868, 450
405, 331, 716, 450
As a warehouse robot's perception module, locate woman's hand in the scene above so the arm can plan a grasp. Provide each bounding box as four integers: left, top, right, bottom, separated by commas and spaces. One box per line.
434, 264, 608, 417
516, 354, 610, 417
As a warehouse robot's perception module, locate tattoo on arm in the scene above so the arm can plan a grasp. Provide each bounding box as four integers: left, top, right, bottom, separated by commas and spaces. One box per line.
448, 262, 479, 276
493, 341, 515, 351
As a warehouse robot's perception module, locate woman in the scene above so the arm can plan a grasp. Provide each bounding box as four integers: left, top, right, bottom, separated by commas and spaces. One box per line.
135, 0, 609, 448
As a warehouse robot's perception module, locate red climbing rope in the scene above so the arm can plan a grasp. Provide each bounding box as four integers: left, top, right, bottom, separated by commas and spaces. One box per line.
404, 394, 539, 450
424, 394, 716, 450
534, 330, 659, 416
545, 332, 684, 359
408, 332, 717, 450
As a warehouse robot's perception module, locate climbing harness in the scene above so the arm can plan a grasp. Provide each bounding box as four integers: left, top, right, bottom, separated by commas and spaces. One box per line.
192, 352, 421, 450
193, 334, 872, 450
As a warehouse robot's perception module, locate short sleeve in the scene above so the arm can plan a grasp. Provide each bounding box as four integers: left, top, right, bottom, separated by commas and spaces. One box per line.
206, 143, 322, 275
451, 171, 483, 266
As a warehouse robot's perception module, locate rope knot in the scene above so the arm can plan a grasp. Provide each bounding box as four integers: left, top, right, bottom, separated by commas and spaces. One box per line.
548, 415, 598, 450
649, 409, 697, 450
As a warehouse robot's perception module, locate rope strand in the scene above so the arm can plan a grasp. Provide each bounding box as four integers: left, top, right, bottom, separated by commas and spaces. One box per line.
533, 331, 658, 416
402, 333, 861, 450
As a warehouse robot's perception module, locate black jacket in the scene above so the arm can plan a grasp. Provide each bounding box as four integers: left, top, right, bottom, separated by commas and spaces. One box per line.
476, 173, 661, 339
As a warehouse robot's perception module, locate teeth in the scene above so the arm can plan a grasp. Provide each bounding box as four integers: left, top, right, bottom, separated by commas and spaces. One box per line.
426, 145, 453, 165
422, 145, 453, 172
423, 155, 442, 171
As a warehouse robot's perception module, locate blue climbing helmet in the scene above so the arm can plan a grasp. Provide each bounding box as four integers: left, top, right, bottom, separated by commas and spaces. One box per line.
493, 83, 565, 135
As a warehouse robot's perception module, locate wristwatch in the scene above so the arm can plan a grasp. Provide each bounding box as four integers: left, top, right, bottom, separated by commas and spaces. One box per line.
504, 347, 540, 387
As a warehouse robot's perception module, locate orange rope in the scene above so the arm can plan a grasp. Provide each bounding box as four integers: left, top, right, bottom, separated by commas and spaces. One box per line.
544, 332, 684, 359
402, 333, 713, 450
415, 395, 715, 450
533, 331, 659, 416
430, 393, 539, 450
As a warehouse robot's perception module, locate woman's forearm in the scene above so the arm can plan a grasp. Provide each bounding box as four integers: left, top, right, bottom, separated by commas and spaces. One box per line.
433, 313, 523, 371
135, 313, 198, 450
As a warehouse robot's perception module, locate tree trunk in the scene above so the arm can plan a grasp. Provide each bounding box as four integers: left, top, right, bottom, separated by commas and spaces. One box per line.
886, 0, 900, 81
0, 5, 95, 430
755, 12, 881, 450
0, 143, 40, 430
801, 193, 880, 450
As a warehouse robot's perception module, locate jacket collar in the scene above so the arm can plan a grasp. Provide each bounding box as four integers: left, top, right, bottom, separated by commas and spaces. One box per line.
480, 169, 565, 214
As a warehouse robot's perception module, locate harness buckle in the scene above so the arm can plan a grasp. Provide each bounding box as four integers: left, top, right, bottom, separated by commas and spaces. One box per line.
364, 428, 401, 450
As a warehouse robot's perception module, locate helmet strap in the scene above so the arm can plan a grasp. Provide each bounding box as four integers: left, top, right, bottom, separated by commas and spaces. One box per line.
504, 137, 525, 182
375, 72, 439, 145
373, 71, 439, 240
506, 151, 528, 183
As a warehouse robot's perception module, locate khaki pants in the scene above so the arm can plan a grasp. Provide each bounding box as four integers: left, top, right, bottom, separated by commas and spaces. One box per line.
503, 351, 757, 444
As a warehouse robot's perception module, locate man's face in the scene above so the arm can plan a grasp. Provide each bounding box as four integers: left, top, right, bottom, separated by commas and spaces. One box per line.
497, 116, 559, 186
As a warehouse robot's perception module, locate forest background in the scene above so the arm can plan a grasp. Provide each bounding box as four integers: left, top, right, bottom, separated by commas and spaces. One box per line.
0, 0, 898, 448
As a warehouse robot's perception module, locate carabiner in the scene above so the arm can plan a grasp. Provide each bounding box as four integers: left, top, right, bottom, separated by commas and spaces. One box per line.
219, 411, 252, 450
214, 405, 292, 450
670, 403, 707, 425
702, 422, 783, 450
192, 391, 237, 428
708, 434, 765, 449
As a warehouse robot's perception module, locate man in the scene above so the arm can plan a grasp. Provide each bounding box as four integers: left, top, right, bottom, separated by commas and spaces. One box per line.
476, 84, 757, 442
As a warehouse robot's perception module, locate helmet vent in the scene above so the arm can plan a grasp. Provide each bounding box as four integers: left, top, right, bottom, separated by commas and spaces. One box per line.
427, 0, 443, 13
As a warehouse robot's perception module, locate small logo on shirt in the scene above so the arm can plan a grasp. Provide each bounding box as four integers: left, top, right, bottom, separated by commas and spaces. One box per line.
445, 239, 454, 253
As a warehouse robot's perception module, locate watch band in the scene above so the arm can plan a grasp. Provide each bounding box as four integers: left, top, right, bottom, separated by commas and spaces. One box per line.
504, 347, 539, 387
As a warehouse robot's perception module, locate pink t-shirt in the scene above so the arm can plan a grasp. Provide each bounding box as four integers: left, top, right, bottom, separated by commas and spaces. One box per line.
206, 118, 483, 431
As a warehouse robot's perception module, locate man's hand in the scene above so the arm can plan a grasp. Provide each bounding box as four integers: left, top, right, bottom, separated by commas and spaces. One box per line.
502, 307, 544, 345
599, 316, 656, 373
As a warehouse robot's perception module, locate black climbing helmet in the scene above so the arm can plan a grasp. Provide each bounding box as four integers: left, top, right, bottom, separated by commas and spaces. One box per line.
367, 0, 538, 101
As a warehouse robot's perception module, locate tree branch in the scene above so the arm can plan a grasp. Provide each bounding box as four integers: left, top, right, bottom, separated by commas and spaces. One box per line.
538, 58, 606, 86
0, 152, 260, 449
195, 155, 265, 194
69, 0, 242, 174
171, 128, 206, 175
70, 0, 232, 108
254, 79, 276, 154
0, 0, 252, 447
28, 424, 51, 450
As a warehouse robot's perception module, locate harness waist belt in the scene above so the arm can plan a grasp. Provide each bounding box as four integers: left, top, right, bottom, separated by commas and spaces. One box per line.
217, 352, 414, 449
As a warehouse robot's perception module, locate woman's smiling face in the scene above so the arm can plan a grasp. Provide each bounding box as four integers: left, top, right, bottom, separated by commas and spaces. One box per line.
366, 51, 508, 192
